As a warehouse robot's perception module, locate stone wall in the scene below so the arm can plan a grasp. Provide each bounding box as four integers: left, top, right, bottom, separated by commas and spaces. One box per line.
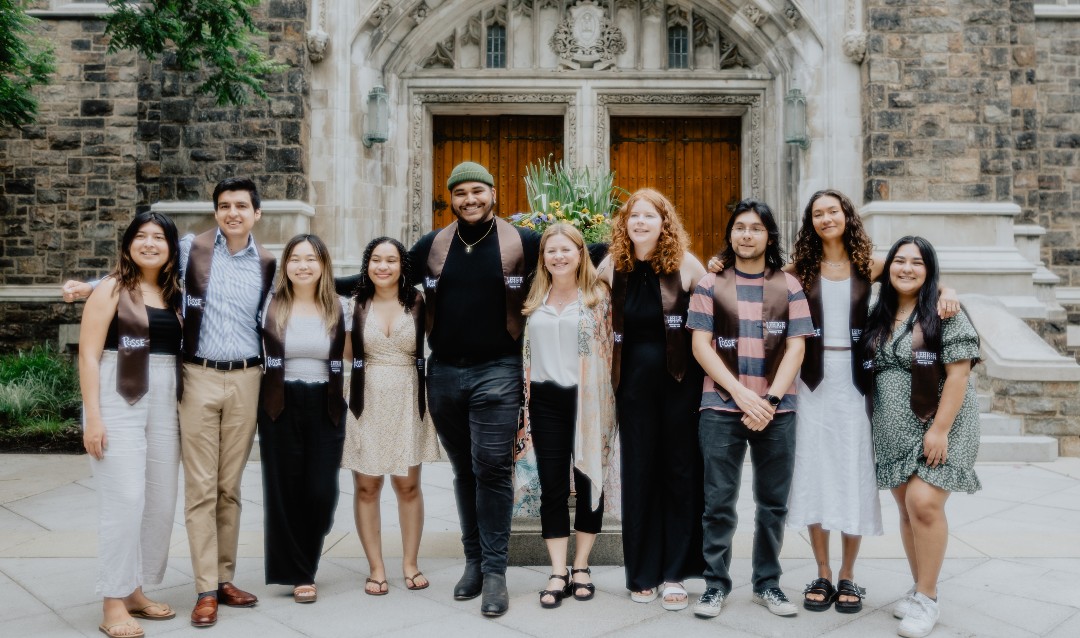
861, 0, 1020, 204
978, 371, 1080, 457
1034, 15, 1080, 286
0, 18, 139, 286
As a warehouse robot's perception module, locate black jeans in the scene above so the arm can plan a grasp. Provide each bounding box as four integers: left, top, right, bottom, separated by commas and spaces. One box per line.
698, 409, 796, 595
257, 380, 345, 586
528, 381, 604, 539
427, 354, 522, 574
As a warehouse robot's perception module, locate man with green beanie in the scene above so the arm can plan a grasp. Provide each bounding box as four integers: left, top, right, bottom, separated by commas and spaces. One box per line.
412, 161, 540, 616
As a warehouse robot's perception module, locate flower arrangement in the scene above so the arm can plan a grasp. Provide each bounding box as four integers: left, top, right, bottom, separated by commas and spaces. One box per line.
508, 155, 626, 244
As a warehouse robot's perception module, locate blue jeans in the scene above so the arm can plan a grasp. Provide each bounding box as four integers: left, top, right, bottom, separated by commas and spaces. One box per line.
698, 410, 796, 594
427, 355, 522, 574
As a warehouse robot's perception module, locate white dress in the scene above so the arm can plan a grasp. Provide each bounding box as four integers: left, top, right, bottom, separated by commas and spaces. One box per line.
787, 277, 883, 536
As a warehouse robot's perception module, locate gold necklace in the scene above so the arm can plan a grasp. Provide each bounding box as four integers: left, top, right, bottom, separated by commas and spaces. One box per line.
822, 257, 849, 268
457, 218, 496, 254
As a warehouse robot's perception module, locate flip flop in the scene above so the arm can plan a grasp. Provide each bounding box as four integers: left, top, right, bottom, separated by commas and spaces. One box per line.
365, 578, 389, 596
661, 582, 689, 611
404, 572, 429, 591
127, 601, 175, 620
99, 619, 145, 638
293, 584, 317, 603
630, 587, 658, 603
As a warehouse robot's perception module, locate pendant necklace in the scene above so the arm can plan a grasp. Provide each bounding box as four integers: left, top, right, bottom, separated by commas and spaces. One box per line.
458, 218, 496, 254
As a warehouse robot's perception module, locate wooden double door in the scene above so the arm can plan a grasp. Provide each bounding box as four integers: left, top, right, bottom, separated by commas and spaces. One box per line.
431, 114, 741, 261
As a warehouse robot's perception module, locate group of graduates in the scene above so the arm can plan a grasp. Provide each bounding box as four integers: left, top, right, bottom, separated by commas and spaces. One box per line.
68, 162, 980, 638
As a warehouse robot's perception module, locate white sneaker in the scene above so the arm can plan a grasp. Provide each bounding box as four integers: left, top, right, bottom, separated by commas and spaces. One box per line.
692, 588, 724, 618
893, 586, 916, 619
897, 592, 939, 638
752, 587, 798, 616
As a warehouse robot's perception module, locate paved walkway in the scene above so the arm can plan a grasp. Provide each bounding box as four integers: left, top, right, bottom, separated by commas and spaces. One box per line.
1, 454, 1079, 637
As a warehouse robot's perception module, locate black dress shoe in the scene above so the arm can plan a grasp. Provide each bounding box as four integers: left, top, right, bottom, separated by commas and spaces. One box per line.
453, 562, 483, 601
481, 573, 509, 617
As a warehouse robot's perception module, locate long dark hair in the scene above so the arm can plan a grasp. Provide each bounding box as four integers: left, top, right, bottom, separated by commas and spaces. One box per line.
353, 237, 416, 309
110, 212, 181, 312
718, 199, 785, 271
791, 189, 874, 289
862, 236, 941, 361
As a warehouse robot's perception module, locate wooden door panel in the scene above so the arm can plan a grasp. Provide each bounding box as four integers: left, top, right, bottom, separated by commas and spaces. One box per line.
432, 115, 563, 231
610, 117, 740, 262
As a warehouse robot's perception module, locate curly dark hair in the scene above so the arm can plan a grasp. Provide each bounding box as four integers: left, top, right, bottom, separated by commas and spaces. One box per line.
791, 189, 873, 290
110, 211, 182, 312
353, 237, 417, 309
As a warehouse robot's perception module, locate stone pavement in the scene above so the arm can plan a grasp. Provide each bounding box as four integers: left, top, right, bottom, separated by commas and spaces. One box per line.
1, 454, 1079, 637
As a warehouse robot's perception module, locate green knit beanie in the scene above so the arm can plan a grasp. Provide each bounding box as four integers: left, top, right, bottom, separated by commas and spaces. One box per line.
446, 161, 494, 191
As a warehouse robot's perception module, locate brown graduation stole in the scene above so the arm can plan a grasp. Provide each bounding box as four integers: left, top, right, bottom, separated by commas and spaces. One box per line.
909, 317, 945, 423
182, 229, 277, 360
116, 287, 184, 403
710, 268, 790, 401
610, 266, 690, 392
260, 295, 347, 425
423, 217, 526, 340
801, 272, 870, 393
348, 291, 427, 419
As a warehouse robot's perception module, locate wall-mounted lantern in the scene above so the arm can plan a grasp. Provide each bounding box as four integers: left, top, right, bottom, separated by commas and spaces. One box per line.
784, 88, 809, 149
362, 85, 390, 148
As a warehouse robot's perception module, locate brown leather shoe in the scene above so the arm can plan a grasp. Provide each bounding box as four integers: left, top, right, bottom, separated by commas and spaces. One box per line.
217, 582, 258, 607
190, 596, 218, 627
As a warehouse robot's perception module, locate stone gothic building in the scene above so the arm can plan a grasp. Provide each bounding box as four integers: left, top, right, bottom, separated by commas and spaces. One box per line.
1, 0, 1079, 455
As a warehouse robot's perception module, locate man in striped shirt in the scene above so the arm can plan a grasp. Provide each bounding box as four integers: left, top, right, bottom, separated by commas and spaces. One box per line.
686, 199, 814, 620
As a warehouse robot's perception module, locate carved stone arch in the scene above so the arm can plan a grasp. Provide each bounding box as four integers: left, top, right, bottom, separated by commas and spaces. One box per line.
349, 0, 824, 79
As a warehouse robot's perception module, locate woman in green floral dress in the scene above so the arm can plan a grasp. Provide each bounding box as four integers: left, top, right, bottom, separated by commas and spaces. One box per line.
862, 236, 981, 638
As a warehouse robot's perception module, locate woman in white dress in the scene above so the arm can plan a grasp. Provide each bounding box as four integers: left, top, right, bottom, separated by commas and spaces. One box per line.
341, 237, 440, 596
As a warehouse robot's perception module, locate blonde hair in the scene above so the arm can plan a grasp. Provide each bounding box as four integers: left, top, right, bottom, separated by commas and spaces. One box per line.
609, 187, 689, 275
273, 234, 339, 335
523, 223, 604, 316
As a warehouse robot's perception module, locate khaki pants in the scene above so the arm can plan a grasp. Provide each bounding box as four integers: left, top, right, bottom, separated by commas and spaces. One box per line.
179, 363, 261, 594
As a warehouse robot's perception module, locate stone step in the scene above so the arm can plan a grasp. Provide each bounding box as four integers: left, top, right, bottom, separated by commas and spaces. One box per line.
979, 412, 1023, 436
977, 435, 1059, 462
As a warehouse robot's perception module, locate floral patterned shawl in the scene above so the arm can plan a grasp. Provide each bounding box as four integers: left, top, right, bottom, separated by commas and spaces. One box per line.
514, 286, 620, 517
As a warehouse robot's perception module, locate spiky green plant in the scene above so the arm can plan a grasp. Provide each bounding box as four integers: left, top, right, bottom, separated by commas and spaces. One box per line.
510, 155, 627, 244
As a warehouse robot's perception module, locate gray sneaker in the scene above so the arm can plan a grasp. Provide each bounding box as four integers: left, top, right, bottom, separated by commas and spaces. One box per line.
893, 586, 917, 619
897, 592, 939, 638
692, 587, 725, 618
753, 587, 798, 616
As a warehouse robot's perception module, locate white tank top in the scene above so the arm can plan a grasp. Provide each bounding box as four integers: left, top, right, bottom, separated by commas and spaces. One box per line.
821, 277, 851, 348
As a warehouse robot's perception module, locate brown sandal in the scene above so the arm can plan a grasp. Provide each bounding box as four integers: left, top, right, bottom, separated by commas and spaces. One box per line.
127, 601, 175, 620
99, 619, 145, 638
365, 578, 389, 596
293, 584, 317, 603
404, 572, 429, 591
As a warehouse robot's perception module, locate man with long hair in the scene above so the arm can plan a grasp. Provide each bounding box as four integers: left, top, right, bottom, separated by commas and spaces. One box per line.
687, 199, 814, 620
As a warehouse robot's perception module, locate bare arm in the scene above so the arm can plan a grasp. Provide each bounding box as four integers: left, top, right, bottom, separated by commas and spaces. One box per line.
922, 360, 971, 468
78, 277, 120, 460
596, 255, 613, 286
767, 336, 805, 402
937, 286, 960, 319
681, 252, 707, 291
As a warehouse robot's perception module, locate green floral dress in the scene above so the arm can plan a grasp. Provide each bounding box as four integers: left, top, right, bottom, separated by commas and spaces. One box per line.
871, 311, 982, 493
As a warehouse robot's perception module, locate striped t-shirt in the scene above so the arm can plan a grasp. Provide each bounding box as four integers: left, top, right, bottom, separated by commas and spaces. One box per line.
687, 269, 815, 413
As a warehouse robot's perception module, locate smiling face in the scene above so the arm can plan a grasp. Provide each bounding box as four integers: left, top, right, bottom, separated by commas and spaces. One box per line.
128, 222, 170, 273
625, 198, 663, 253
367, 241, 402, 291
285, 240, 322, 289
728, 211, 770, 263
889, 242, 927, 301
214, 188, 261, 245
450, 181, 496, 225
811, 195, 846, 243
543, 232, 582, 282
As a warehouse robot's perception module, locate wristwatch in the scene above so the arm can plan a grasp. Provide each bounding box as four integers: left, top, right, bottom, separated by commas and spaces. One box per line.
764, 393, 781, 407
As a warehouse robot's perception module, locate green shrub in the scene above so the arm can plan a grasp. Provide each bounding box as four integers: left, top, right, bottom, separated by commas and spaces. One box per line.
0, 345, 82, 444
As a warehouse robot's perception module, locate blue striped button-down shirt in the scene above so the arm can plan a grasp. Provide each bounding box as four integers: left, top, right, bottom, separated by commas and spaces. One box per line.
179, 230, 269, 361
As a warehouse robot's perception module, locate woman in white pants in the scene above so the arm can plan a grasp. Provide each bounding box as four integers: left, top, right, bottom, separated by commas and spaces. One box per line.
79, 211, 184, 638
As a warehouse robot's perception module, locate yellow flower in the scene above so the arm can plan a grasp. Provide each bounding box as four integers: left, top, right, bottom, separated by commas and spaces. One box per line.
581, 207, 589, 214
551, 201, 561, 209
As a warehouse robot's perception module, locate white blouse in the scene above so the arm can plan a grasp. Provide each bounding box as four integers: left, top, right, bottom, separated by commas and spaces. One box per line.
527, 295, 581, 387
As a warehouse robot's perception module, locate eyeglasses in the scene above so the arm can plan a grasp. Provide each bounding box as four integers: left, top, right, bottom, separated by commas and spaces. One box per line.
731, 226, 768, 237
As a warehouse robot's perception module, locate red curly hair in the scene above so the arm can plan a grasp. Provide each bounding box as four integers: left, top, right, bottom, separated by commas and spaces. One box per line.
609, 188, 689, 275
